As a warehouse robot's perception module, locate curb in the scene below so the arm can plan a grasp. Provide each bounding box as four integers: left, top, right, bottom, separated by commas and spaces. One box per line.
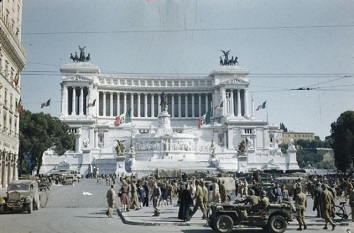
117, 208, 350, 227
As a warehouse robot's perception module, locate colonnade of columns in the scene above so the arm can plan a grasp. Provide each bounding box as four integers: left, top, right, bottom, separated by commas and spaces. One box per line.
61, 85, 89, 116
0, 151, 18, 188
97, 92, 213, 118
224, 89, 249, 117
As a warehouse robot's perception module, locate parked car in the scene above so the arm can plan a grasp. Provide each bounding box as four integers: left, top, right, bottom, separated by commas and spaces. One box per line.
5, 180, 40, 213
208, 202, 295, 233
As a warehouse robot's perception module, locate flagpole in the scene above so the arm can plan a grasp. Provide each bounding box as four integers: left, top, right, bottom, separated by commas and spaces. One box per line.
266, 101, 269, 123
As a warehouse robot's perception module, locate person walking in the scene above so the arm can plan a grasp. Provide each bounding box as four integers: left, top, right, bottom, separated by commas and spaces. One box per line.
219, 180, 227, 203
106, 184, 116, 218
178, 183, 193, 222
191, 180, 207, 220
319, 184, 336, 231
294, 186, 307, 231
130, 180, 140, 210
212, 178, 221, 203
202, 181, 209, 210
143, 180, 149, 207
120, 181, 129, 212
150, 182, 161, 216
313, 182, 323, 218
349, 187, 354, 222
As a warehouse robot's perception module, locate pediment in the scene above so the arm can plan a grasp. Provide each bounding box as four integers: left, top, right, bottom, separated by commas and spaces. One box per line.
63, 74, 93, 82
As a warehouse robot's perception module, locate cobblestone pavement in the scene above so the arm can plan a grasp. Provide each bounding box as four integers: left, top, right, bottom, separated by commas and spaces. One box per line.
0, 179, 353, 233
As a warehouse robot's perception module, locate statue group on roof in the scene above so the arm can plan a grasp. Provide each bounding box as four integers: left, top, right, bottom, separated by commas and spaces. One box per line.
220, 50, 238, 66
70, 45, 91, 62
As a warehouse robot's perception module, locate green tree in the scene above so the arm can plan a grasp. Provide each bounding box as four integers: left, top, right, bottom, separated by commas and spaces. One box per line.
19, 110, 75, 175
329, 111, 354, 172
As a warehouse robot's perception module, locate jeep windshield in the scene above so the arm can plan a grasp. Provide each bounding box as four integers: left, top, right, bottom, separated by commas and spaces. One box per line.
8, 184, 30, 191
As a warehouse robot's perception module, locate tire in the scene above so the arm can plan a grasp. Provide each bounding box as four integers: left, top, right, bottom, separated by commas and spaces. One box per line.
268, 215, 287, 233
26, 201, 33, 214
215, 215, 233, 233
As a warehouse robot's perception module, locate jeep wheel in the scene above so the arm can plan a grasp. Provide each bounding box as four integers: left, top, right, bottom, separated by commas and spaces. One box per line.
215, 215, 233, 233
34, 199, 40, 210
26, 202, 33, 214
268, 215, 287, 233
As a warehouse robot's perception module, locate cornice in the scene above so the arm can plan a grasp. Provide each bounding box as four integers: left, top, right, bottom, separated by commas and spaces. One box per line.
0, 20, 26, 70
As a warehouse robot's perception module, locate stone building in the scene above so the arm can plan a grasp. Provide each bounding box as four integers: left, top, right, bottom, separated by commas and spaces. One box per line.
0, 0, 26, 187
40, 49, 299, 176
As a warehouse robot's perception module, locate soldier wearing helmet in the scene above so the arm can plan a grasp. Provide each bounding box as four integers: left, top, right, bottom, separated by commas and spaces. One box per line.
295, 186, 307, 230
258, 190, 270, 210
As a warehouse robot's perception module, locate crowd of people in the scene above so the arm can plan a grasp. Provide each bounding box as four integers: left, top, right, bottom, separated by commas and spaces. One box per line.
104, 172, 354, 230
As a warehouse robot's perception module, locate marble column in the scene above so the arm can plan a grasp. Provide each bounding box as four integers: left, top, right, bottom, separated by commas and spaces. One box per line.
103, 92, 106, 116
144, 93, 148, 117
185, 94, 188, 117
117, 93, 120, 115
198, 94, 202, 117
244, 89, 249, 117
130, 93, 134, 117
72, 87, 76, 115
171, 94, 175, 117
79, 87, 84, 115
192, 94, 195, 117
230, 89, 234, 116
110, 92, 113, 116
178, 94, 181, 117
205, 94, 209, 113
124, 93, 127, 113
137, 93, 141, 117
158, 94, 161, 113
151, 94, 154, 117
237, 89, 241, 117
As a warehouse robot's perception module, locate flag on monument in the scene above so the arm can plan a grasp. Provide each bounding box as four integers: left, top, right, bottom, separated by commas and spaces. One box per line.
41, 99, 51, 108
13, 72, 19, 87
17, 98, 24, 113
255, 101, 266, 111
87, 99, 96, 108
214, 101, 224, 110
114, 109, 131, 127
197, 109, 212, 128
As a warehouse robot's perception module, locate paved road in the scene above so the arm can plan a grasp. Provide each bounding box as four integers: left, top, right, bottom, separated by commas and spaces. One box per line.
0, 179, 352, 233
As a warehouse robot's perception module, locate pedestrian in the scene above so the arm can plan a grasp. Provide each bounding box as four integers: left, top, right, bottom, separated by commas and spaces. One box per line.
191, 180, 207, 220
143, 180, 149, 207
150, 182, 161, 216
294, 186, 307, 231
349, 187, 354, 222
202, 181, 209, 210
130, 180, 140, 210
212, 178, 221, 202
106, 184, 116, 218
319, 184, 336, 231
120, 180, 129, 212
313, 182, 323, 218
178, 183, 193, 222
219, 180, 227, 203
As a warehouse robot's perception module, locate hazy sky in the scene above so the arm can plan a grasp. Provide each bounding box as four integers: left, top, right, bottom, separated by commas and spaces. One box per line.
21, 0, 354, 140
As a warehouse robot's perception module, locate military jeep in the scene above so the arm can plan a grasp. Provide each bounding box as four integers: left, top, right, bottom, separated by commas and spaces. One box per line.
208, 202, 294, 233
5, 180, 40, 214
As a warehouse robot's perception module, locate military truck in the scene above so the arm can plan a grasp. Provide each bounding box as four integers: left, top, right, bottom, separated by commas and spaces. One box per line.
208, 201, 295, 233
4, 180, 40, 214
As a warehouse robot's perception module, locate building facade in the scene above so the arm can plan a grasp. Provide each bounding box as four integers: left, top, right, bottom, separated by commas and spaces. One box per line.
40, 50, 299, 176
0, 0, 26, 188
281, 132, 315, 144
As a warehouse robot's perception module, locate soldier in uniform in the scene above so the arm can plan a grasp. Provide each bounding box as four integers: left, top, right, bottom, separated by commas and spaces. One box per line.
106, 184, 116, 218
212, 178, 221, 202
239, 189, 260, 213
319, 184, 336, 231
202, 181, 209, 210
191, 180, 207, 219
219, 180, 227, 203
258, 190, 270, 210
295, 186, 307, 230
349, 187, 354, 222
150, 182, 161, 216
130, 180, 140, 210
